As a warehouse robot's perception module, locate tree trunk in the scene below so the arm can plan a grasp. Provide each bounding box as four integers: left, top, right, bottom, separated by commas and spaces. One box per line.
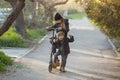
29, 2, 38, 28
14, 11, 28, 38
38, 0, 69, 21
9, 0, 28, 38
0, 0, 28, 39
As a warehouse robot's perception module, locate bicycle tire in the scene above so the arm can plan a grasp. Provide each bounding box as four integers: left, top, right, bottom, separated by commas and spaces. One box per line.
48, 64, 52, 72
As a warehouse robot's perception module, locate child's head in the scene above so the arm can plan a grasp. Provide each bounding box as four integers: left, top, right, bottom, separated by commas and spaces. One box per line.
54, 13, 63, 23
57, 31, 65, 40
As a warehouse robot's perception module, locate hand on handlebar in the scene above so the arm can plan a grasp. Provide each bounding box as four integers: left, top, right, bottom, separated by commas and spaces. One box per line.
57, 27, 62, 30
45, 27, 49, 30
69, 35, 73, 37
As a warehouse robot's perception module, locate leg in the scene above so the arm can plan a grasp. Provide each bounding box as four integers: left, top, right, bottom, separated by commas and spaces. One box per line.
52, 43, 56, 55
53, 49, 61, 68
60, 54, 68, 72
54, 49, 61, 62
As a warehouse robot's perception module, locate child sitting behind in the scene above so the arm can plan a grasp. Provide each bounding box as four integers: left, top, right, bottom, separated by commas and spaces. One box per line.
53, 31, 74, 72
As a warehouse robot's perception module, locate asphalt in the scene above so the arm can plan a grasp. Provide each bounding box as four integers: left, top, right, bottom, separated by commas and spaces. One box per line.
0, 47, 31, 58
0, 17, 120, 80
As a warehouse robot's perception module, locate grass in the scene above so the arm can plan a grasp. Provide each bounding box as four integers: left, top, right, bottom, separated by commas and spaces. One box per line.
0, 62, 6, 71
0, 51, 13, 71
27, 28, 47, 39
0, 28, 26, 47
66, 12, 86, 19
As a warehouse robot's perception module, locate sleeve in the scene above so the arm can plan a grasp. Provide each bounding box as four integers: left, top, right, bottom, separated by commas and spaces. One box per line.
46, 24, 56, 31
64, 19, 69, 32
68, 35, 74, 42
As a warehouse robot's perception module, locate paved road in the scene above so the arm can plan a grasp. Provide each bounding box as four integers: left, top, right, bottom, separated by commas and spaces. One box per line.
1, 17, 120, 80
21, 17, 120, 80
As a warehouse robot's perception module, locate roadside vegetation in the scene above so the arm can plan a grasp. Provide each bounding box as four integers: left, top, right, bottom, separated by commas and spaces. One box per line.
66, 12, 86, 19
76, 0, 120, 53
0, 27, 47, 48
0, 51, 13, 71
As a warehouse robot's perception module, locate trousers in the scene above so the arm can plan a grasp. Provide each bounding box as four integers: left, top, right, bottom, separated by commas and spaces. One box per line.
54, 49, 68, 68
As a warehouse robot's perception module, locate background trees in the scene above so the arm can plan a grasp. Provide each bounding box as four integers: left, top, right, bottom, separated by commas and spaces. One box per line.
0, 0, 119, 42
0, 0, 26, 38
0, 0, 70, 47
0, 0, 69, 38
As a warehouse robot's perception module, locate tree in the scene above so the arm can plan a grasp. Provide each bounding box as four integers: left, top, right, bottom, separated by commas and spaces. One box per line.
44, 0, 69, 20
32, 0, 69, 23
0, 0, 68, 37
76, 0, 120, 38
5, 0, 28, 38
0, 0, 26, 38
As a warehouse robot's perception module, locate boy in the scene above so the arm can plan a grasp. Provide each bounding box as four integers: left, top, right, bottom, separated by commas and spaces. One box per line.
53, 31, 74, 72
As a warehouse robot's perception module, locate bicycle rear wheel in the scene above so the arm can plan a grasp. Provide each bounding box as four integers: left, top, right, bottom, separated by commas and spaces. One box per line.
48, 63, 52, 72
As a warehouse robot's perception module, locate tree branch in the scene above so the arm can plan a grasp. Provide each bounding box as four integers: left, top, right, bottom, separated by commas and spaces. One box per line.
53, 0, 68, 7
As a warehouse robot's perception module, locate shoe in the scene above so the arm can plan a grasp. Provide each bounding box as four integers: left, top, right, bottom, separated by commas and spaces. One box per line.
56, 60, 60, 66
60, 67, 66, 72
52, 60, 60, 68
52, 62, 57, 68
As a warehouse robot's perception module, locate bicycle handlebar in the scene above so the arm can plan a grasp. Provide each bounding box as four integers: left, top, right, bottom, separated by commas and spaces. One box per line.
50, 28, 57, 30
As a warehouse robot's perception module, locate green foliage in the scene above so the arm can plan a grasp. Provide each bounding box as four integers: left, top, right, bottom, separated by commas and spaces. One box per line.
0, 62, 6, 71
0, 51, 5, 55
85, 0, 120, 38
117, 48, 120, 53
0, 55, 13, 66
27, 28, 47, 39
66, 12, 86, 19
0, 51, 13, 71
0, 27, 47, 48
0, 28, 26, 47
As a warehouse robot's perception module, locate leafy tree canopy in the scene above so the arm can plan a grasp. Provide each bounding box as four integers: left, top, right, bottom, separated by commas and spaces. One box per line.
77, 0, 120, 38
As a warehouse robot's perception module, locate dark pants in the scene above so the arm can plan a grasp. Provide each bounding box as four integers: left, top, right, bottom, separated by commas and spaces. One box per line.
54, 49, 68, 68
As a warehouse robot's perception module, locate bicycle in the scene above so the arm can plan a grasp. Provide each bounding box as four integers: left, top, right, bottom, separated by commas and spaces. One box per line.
48, 28, 57, 72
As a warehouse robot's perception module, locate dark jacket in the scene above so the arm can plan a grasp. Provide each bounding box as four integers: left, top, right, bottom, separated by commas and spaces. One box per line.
54, 35, 74, 55
47, 19, 69, 37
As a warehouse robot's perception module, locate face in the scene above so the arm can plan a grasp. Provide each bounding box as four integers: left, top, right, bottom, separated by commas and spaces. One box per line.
55, 19, 62, 23
58, 35, 64, 40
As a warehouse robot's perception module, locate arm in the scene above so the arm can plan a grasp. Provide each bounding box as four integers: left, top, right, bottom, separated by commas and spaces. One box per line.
46, 24, 56, 31
64, 19, 69, 32
68, 35, 74, 42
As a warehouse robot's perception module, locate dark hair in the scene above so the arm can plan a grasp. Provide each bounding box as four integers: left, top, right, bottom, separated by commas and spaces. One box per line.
57, 31, 65, 37
54, 13, 63, 20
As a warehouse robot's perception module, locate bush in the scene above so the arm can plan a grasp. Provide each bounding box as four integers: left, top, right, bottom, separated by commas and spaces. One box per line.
0, 27, 47, 48
0, 51, 13, 71
0, 51, 5, 55
0, 28, 26, 47
27, 28, 47, 39
85, 0, 120, 38
0, 62, 6, 71
0, 55, 13, 65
